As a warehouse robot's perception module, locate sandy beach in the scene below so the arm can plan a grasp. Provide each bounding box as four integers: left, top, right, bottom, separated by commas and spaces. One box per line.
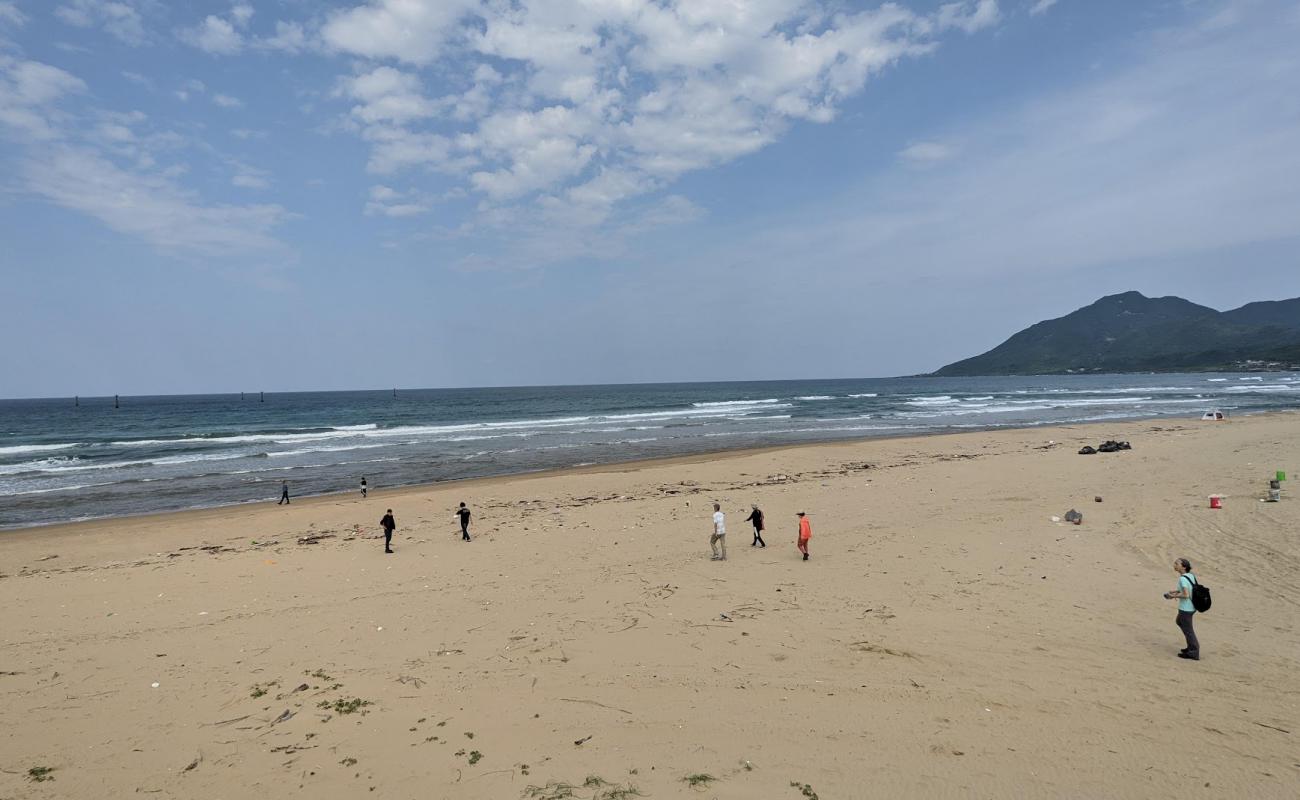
2, 413, 1298, 799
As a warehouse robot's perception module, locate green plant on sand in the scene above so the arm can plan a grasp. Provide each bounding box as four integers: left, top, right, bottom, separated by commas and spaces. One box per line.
683, 773, 717, 788
27, 766, 55, 783
317, 697, 371, 715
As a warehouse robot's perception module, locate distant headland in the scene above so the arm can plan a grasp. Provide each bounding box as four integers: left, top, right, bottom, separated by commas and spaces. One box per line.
932, 291, 1300, 376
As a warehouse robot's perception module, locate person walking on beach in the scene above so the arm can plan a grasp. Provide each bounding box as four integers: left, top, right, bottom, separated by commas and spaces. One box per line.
278, 480, 290, 505
745, 504, 766, 547
1163, 557, 1200, 660
796, 512, 812, 561
380, 508, 396, 554
360, 476, 368, 498
710, 502, 727, 561
455, 502, 472, 541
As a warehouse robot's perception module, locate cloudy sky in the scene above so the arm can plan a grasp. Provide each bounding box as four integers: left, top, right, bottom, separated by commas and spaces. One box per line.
1, 0, 1298, 397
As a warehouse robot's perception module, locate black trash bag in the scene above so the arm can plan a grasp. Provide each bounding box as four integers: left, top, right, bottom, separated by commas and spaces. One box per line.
1078, 446, 1097, 455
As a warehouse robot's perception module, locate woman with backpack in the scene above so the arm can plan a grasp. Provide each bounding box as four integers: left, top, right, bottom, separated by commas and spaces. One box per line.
1163, 558, 1201, 660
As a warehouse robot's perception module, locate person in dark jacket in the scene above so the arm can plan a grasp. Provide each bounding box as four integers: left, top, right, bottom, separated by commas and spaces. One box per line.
745, 504, 766, 547
455, 502, 471, 541
278, 480, 290, 505
380, 509, 396, 554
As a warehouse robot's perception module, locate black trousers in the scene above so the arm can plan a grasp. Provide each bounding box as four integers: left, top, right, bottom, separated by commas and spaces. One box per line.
752, 527, 765, 546
460, 522, 470, 541
384, 529, 393, 551
1176, 610, 1199, 655
279, 491, 289, 505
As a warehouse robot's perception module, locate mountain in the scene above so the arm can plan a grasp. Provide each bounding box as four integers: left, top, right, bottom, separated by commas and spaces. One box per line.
932, 291, 1300, 376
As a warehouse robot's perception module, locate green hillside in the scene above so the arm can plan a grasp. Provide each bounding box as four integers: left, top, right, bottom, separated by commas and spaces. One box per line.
933, 291, 1300, 376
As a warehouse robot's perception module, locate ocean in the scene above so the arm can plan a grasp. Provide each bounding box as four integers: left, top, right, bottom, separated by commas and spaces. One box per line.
2, 373, 1297, 529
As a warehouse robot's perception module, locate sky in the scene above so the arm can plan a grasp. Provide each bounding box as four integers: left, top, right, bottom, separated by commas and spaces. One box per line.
1, 0, 1299, 397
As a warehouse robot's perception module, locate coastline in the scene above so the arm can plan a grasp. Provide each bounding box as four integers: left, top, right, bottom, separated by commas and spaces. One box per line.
2, 409, 1296, 798
4, 408, 1281, 537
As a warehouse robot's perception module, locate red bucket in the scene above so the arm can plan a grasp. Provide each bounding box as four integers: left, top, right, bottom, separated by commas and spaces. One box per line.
1209, 495, 1222, 509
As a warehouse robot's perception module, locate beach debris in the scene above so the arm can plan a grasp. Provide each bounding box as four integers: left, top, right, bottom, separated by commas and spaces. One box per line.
1094, 496, 1103, 503
683, 773, 717, 788
26, 766, 55, 783
35, 554, 58, 562
574, 734, 593, 746
1077, 446, 1096, 455
271, 709, 295, 725
1063, 509, 1083, 525
790, 781, 819, 799
297, 532, 335, 545
151, 682, 160, 688
183, 753, 201, 773
1050, 516, 1062, 523
1209, 495, 1223, 509
1267, 479, 1281, 502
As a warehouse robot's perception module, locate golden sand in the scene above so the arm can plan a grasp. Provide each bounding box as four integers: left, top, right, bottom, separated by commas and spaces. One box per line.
2, 413, 1297, 798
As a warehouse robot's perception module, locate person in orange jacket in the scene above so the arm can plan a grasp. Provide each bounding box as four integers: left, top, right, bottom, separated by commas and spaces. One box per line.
797, 511, 811, 561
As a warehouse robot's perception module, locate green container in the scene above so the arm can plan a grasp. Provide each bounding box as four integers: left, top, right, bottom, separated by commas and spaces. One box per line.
1278, 470, 1287, 482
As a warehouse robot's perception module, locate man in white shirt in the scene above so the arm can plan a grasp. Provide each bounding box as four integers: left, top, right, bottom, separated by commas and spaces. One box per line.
710, 502, 727, 561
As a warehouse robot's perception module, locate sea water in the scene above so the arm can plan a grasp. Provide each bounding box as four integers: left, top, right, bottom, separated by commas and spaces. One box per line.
1, 373, 1296, 528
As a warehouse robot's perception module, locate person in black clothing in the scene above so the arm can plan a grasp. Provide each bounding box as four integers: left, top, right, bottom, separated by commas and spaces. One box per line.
360, 476, 368, 498
278, 480, 290, 505
745, 504, 766, 547
380, 509, 396, 553
455, 502, 471, 541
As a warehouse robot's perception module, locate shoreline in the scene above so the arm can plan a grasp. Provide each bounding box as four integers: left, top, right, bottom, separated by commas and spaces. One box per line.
3, 408, 1272, 537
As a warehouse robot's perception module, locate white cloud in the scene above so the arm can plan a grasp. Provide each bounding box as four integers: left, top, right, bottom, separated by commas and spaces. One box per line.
183, 15, 243, 54
231, 3, 254, 28
0, 56, 291, 258
23, 145, 288, 254
212, 93, 243, 108
321, 0, 478, 65
0, 56, 87, 140
364, 184, 431, 217
0, 2, 25, 27
55, 0, 148, 45
935, 0, 1001, 34
231, 162, 270, 190
898, 140, 959, 164
319, 0, 1004, 267
1029, 0, 1060, 16
261, 20, 308, 53
337, 67, 434, 124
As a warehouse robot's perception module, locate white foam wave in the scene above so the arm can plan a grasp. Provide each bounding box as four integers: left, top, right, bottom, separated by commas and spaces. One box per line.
797, 395, 834, 401
0, 443, 79, 456
1224, 384, 1298, 393
153, 451, 253, 466
691, 399, 781, 408
847, 393, 878, 398
0, 457, 76, 476
267, 443, 389, 458
4, 481, 119, 496
906, 396, 959, 406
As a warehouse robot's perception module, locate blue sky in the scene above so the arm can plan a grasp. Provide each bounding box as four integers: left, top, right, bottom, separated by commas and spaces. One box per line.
2, 0, 1298, 396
